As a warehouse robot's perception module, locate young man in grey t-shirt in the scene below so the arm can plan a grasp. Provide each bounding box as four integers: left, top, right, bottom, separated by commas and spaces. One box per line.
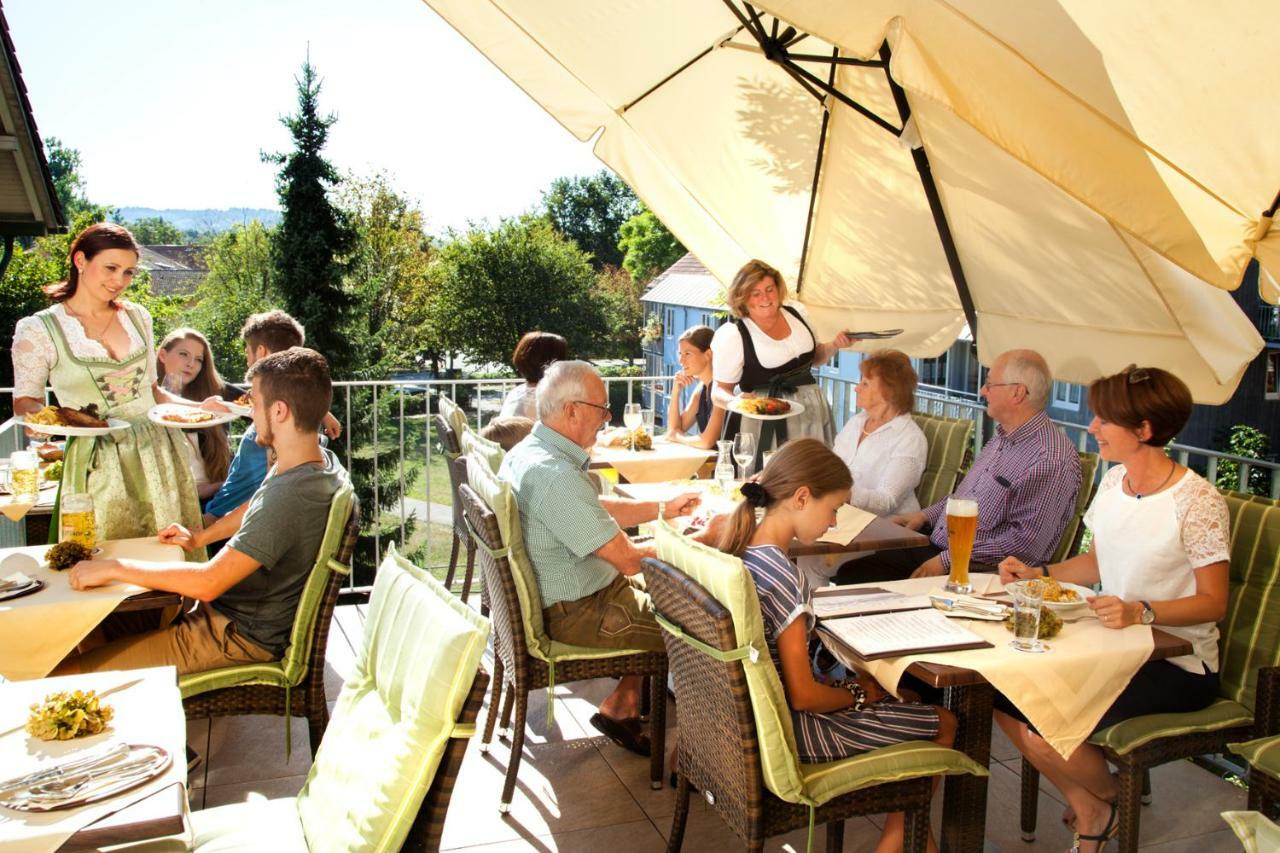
57, 347, 349, 675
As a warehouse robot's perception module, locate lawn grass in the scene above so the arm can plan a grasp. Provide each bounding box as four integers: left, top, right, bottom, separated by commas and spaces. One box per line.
405, 418, 455, 507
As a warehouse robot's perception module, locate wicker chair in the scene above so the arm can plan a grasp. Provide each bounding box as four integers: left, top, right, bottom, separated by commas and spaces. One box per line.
1049, 451, 1101, 564
180, 484, 360, 759
160, 545, 490, 852
912, 413, 973, 508
458, 464, 667, 812
646, 522, 986, 853
1019, 489, 1280, 851
435, 412, 477, 600
1230, 727, 1280, 818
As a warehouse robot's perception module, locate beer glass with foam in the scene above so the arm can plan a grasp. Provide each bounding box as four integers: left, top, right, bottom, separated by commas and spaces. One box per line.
945, 497, 978, 594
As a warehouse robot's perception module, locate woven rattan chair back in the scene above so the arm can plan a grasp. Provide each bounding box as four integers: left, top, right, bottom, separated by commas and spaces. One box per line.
444, 452, 478, 599
1218, 490, 1280, 711
912, 413, 974, 508
457, 482, 531, 670
434, 412, 461, 458
643, 556, 763, 840
1050, 451, 1100, 564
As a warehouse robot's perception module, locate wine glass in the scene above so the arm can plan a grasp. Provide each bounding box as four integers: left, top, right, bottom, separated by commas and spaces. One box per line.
623, 403, 642, 451
733, 432, 756, 480
161, 372, 186, 397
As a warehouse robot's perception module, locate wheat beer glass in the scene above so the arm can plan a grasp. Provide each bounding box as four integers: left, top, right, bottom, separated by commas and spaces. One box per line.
945, 497, 978, 594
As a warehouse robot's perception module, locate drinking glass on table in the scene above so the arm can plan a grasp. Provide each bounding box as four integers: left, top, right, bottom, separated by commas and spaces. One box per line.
714, 440, 736, 490
60, 493, 97, 549
623, 403, 642, 450
1010, 579, 1047, 653
733, 432, 755, 479
944, 497, 978, 594
7, 451, 38, 504
641, 408, 655, 437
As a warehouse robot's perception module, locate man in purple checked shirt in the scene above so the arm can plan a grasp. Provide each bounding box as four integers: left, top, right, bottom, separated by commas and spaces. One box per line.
844, 349, 1081, 583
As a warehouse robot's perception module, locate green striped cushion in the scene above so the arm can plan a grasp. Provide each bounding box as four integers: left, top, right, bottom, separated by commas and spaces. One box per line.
1229, 736, 1280, 780
1218, 493, 1280, 712
1050, 452, 1100, 564
1088, 698, 1252, 755
912, 414, 973, 508
800, 741, 985, 803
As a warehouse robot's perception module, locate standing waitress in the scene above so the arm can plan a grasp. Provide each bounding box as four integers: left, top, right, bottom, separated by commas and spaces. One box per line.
10, 223, 204, 543
710, 260, 851, 465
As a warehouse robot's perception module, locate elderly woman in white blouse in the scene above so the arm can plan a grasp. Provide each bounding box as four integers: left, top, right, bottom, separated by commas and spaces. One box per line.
998, 365, 1229, 853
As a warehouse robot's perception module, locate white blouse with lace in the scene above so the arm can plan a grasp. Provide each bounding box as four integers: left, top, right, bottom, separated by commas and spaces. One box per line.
1083, 465, 1230, 673
11, 301, 156, 400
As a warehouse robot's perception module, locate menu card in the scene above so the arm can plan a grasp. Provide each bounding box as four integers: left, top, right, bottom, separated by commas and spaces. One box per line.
811, 586, 932, 619
816, 504, 877, 545
818, 608, 992, 660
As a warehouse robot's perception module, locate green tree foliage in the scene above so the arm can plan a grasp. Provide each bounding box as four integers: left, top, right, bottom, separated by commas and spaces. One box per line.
429, 215, 605, 367
185, 221, 279, 381
262, 59, 355, 372
619, 207, 685, 283
595, 265, 644, 362
1216, 424, 1271, 496
44, 137, 92, 219
125, 216, 185, 245
541, 170, 639, 270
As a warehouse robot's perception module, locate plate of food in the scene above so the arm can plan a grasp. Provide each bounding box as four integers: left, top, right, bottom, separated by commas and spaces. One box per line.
20, 405, 130, 437
221, 393, 252, 418
730, 397, 805, 421
1007, 578, 1093, 611
147, 404, 236, 429
597, 426, 653, 451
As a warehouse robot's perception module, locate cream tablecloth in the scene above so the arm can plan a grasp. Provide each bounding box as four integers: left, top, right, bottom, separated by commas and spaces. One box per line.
590, 438, 714, 483
0, 666, 188, 853
821, 575, 1154, 758
0, 538, 184, 681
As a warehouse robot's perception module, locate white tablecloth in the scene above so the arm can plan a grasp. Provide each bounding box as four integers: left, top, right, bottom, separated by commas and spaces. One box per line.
590, 438, 714, 483
0, 538, 184, 680
0, 666, 188, 853
821, 575, 1154, 758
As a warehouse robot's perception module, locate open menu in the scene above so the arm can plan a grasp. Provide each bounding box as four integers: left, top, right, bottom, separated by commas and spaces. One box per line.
816, 504, 876, 546
818, 608, 992, 661
811, 586, 932, 620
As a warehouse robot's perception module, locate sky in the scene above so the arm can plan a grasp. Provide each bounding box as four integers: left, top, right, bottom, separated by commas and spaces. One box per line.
5, 0, 605, 234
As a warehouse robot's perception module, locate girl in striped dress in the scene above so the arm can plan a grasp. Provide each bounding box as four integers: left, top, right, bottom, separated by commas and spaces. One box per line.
719, 438, 956, 853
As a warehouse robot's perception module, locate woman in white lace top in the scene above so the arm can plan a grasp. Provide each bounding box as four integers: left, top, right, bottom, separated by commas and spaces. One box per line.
11, 223, 205, 544
997, 365, 1229, 853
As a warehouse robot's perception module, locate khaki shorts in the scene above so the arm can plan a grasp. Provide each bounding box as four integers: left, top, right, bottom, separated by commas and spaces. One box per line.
56, 602, 277, 676
543, 574, 665, 653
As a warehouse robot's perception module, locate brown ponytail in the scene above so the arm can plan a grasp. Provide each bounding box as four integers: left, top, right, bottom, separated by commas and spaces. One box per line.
717, 438, 853, 556
45, 222, 141, 303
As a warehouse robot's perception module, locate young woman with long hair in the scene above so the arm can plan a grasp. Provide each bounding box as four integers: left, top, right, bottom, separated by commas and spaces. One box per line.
157, 328, 233, 500
665, 325, 727, 449
719, 438, 956, 853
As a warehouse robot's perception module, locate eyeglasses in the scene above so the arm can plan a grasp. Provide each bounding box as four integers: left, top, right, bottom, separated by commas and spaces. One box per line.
1123, 364, 1150, 384
982, 380, 1024, 391
573, 400, 612, 418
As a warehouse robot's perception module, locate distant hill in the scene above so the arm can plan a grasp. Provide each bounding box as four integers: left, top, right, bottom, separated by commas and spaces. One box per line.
115, 207, 281, 234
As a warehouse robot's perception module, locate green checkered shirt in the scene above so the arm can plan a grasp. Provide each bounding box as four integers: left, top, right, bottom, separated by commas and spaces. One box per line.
498, 422, 621, 607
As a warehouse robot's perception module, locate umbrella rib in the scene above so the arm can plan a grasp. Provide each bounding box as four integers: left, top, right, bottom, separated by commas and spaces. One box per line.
787, 52, 886, 69
784, 60, 901, 137
620, 36, 733, 114
796, 47, 840, 296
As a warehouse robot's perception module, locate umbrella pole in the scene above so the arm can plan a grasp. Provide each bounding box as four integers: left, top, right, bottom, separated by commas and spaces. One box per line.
878, 42, 980, 340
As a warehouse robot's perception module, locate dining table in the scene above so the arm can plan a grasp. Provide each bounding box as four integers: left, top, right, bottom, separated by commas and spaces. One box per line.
816, 575, 1195, 853
0, 538, 185, 681
0, 666, 188, 853
588, 437, 715, 484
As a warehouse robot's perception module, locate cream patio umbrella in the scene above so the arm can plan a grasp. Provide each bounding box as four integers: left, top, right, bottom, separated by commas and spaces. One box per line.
419, 0, 1278, 403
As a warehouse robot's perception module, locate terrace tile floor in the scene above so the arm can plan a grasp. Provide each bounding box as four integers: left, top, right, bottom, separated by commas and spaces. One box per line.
188, 603, 1246, 851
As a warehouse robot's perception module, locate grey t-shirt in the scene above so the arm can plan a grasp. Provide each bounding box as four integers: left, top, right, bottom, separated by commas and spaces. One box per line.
213, 448, 347, 655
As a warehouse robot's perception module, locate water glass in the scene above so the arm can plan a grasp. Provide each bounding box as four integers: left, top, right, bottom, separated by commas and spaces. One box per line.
641, 408, 655, 436
733, 432, 756, 479
1010, 580, 1047, 653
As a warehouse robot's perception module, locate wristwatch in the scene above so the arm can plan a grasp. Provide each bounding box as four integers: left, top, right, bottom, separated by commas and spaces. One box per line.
1138, 600, 1156, 625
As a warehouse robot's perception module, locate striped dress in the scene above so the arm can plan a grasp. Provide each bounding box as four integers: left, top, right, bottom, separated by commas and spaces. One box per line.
744, 544, 940, 762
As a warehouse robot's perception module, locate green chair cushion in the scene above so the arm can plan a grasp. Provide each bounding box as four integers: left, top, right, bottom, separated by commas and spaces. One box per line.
462, 430, 505, 474
1218, 493, 1280, 712
800, 741, 986, 803
179, 482, 355, 699
437, 394, 469, 440
190, 797, 307, 851
912, 414, 973, 509
1088, 698, 1253, 755
294, 544, 490, 852
1222, 810, 1280, 853
1051, 451, 1099, 564
1229, 735, 1280, 780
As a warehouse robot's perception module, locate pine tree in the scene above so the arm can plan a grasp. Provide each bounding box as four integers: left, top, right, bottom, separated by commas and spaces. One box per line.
262, 58, 355, 372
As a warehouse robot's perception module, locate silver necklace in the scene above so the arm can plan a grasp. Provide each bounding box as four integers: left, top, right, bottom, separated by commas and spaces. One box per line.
1125, 460, 1176, 500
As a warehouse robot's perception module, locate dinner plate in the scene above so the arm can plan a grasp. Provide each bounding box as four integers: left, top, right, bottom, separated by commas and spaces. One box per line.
17, 417, 131, 437
1007, 579, 1093, 611
0, 578, 44, 602
729, 398, 807, 421
147, 404, 237, 429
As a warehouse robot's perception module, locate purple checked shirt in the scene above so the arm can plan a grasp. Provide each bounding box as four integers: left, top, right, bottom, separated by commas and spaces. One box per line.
922, 411, 1081, 570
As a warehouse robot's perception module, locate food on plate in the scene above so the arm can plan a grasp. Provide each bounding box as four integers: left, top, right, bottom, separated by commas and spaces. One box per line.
1003, 606, 1063, 639
234, 394, 250, 406
736, 397, 791, 416
26, 690, 114, 741
43, 460, 63, 482
26, 403, 109, 429
46, 540, 93, 571
161, 410, 215, 425
1041, 578, 1082, 603
35, 442, 64, 462
600, 426, 653, 450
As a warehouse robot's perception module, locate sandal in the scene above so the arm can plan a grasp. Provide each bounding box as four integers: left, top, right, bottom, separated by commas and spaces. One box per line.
590, 713, 651, 757
1070, 801, 1118, 853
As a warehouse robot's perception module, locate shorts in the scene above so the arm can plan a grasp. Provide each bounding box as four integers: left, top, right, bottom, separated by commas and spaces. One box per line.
543, 573, 666, 653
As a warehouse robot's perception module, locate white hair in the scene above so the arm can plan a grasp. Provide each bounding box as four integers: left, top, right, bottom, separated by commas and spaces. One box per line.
1001, 349, 1052, 410
536, 360, 600, 422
